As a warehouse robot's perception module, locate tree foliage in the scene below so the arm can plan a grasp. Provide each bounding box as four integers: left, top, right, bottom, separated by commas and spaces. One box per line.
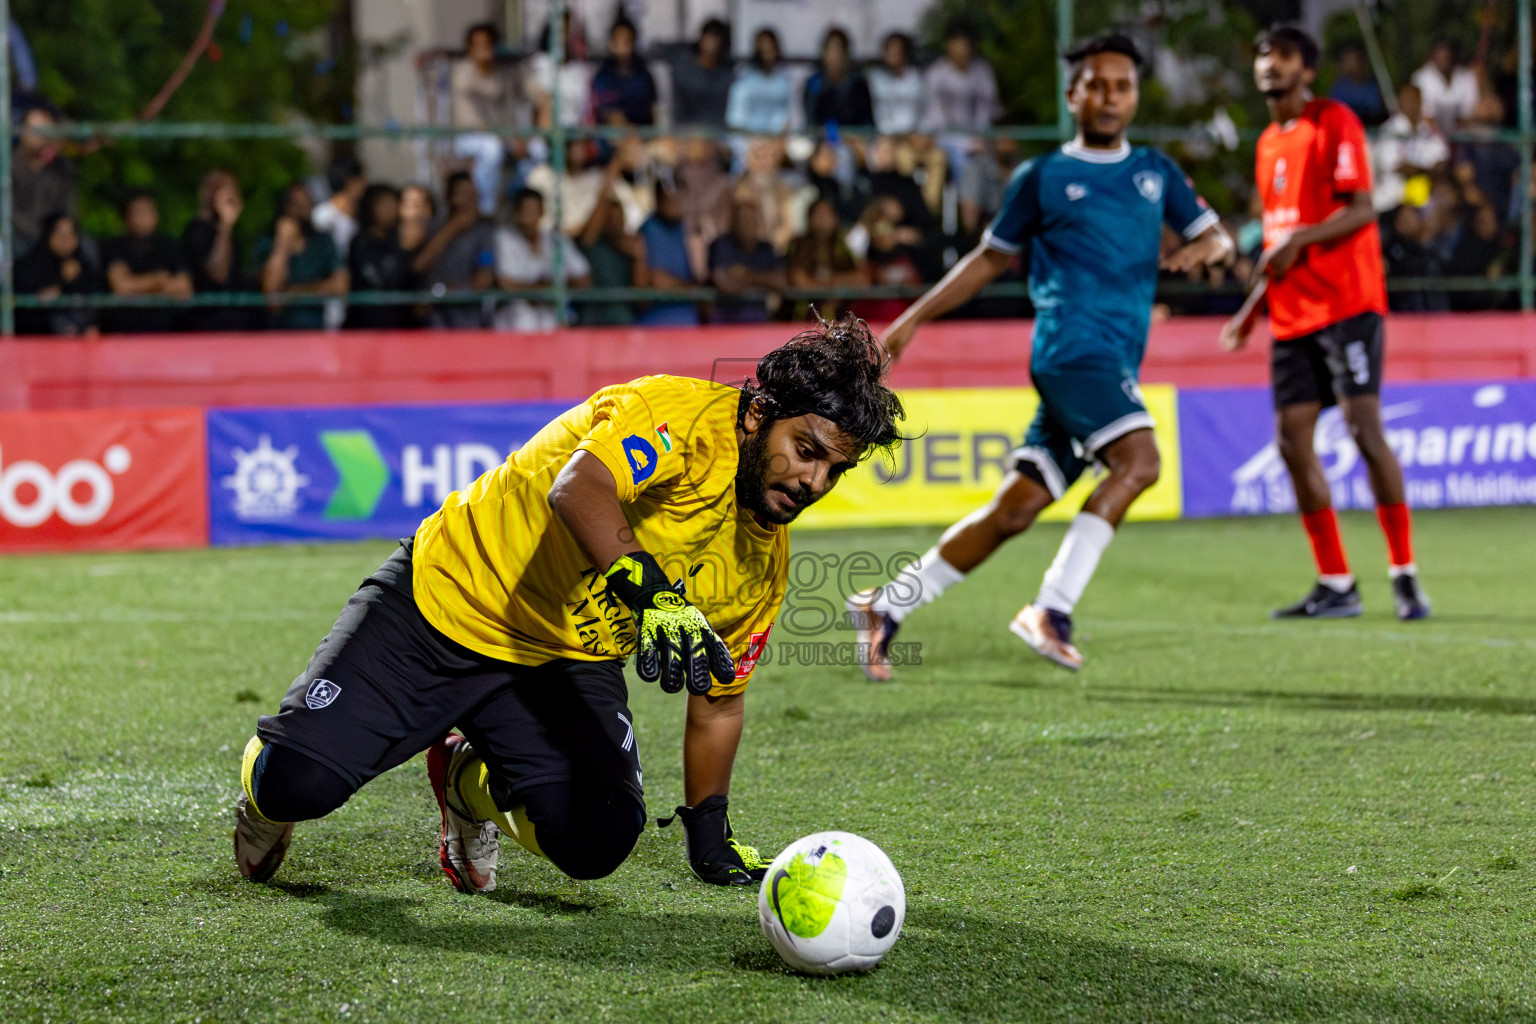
15, 0, 348, 241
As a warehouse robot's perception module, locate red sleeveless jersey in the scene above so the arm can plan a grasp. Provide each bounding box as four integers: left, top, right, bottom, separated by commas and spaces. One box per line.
1255, 97, 1387, 340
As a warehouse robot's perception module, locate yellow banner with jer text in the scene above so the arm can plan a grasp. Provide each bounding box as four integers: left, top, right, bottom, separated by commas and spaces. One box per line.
794, 385, 1182, 529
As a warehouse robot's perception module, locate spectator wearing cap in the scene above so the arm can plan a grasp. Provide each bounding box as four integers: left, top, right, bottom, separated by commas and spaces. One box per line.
636, 182, 699, 326
412, 171, 496, 328
868, 32, 925, 137
923, 24, 1001, 180
1329, 43, 1388, 126
804, 27, 873, 128
726, 29, 794, 135
12, 102, 77, 258
590, 17, 658, 127
1411, 39, 1479, 133
709, 198, 786, 323
672, 19, 733, 129
252, 181, 349, 331
451, 22, 525, 214
102, 190, 193, 334
182, 169, 253, 331
15, 213, 101, 336
494, 188, 591, 331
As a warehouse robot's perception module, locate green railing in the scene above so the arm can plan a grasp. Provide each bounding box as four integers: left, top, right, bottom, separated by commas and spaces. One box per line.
2, 0, 1531, 333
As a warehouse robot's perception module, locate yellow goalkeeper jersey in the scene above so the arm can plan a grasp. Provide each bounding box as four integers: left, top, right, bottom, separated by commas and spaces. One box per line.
412, 375, 786, 695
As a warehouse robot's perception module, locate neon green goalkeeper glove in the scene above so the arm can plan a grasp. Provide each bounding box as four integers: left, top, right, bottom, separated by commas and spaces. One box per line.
604, 551, 735, 695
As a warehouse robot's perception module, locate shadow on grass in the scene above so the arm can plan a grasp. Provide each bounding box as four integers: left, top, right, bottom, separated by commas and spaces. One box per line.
1085, 685, 1536, 717
310, 894, 1526, 1021
832, 908, 1526, 1023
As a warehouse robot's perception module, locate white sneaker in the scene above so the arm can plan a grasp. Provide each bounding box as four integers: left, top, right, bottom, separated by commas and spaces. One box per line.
845, 589, 899, 682
234, 790, 294, 882
1010, 604, 1083, 672
426, 733, 499, 893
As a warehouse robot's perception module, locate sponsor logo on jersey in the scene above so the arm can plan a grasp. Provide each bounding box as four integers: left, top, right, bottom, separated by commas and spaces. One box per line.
304, 678, 342, 709
654, 421, 674, 453
735, 624, 774, 679
1133, 170, 1164, 203
1065, 183, 1088, 201
1336, 142, 1357, 181
1272, 156, 1288, 194
623, 434, 659, 484
0, 443, 132, 528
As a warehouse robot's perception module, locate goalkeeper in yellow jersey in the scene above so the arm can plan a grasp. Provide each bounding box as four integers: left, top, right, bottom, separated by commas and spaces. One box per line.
233, 316, 905, 890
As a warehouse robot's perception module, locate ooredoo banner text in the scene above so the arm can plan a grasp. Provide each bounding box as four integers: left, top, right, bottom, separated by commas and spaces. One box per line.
0, 407, 208, 553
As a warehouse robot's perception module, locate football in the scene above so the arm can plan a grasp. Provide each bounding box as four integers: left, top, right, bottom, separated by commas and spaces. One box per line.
757, 831, 905, 975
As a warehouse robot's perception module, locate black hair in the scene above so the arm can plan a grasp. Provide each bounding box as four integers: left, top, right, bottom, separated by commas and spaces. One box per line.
752, 28, 781, 71
326, 155, 364, 195
699, 17, 730, 51
609, 15, 637, 40
822, 26, 851, 54
883, 32, 914, 63
359, 182, 400, 232
445, 170, 475, 196
1065, 32, 1144, 86
944, 20, 977, 44
465, 21, 498, 48
740, 312, 906, 462
120, 188, 155, 217
510, 186, 544, 209
1255, 26, 1319, 70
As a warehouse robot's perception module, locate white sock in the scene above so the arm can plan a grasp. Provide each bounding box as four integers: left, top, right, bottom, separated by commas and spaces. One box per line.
1035, 513, 1115, 615
1387, 562, 1417, 579
870, 547, 966, 623
1318, 573, 1356, 592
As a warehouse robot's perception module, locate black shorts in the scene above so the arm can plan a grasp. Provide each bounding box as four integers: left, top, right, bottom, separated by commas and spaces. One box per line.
1271, 310, 1385, 410
257, 543, 643, 812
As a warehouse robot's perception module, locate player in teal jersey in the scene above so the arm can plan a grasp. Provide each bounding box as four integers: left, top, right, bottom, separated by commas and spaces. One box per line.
850, 33, 1234, 673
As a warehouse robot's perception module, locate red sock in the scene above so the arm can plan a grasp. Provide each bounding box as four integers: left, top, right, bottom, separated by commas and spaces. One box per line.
1300, 508, 1350, 577
1376, 502, 1414, 568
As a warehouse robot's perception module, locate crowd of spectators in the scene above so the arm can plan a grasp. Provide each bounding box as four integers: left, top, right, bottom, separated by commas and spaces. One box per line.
8, 18, 1529, 336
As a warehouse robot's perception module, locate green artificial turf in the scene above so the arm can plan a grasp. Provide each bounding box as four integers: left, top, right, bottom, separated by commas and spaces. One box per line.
2, 507, 1534, 1022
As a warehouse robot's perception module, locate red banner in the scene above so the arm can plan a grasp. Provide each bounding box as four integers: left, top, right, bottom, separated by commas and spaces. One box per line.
0, 407, 207, 552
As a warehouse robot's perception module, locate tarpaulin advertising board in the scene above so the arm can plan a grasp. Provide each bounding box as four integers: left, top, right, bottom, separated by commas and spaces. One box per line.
206, 401, 570, 546
0, 406, 207, 553
1179, 380, 1536, 517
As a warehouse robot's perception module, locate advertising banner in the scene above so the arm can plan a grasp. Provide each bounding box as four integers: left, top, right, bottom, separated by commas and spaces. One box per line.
1180, 380, 1536, 517
795, 386, 1183, 530
0, 407, 207, 553
206, 401, 571, 546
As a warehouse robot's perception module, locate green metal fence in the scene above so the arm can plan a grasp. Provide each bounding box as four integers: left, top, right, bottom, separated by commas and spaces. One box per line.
1, 0, 1531, 334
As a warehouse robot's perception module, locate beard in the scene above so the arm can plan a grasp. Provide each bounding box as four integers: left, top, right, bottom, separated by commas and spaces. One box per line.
735, 428, 815, 525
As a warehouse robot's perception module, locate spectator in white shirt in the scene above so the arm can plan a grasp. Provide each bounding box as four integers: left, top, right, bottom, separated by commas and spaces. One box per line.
494, 187, 591, 331
1410, 39, 1480, 133
923, 25, 1001, 179
527, 11, 592, 132
868, 32, 925, 137
312, 157, 366, 256
451, 23, 525, 215
1373, 83, 1450, 212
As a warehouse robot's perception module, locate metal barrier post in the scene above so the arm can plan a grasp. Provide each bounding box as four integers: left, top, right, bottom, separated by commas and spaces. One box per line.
1521, 0, 1533, 312
550, 0, 569, 327
1056, 0, 1074, 140
1, 0, 13, 337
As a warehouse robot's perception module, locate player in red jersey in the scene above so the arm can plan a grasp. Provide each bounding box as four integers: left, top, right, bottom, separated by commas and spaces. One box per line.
1221, 26, 1429, 621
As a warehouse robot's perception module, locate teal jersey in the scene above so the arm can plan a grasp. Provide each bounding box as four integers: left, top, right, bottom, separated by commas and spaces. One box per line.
984, 141, 1217, 373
